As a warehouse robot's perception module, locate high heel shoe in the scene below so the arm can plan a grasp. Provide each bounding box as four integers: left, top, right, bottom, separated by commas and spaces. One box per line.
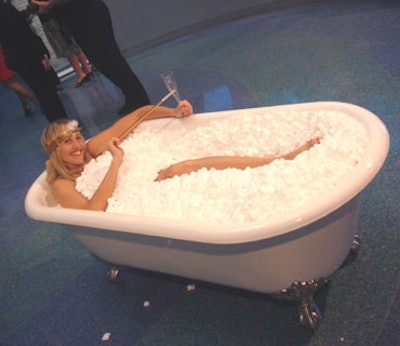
74, 74, 91, 88
23, 105, 33, 116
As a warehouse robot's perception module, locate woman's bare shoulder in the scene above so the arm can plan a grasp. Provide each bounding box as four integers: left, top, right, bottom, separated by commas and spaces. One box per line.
50, 178, 76, 199
51, 178, 75, 189
50, 178, 89, 209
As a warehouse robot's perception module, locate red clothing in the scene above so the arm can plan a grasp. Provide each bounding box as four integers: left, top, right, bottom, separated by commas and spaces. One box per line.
0, 46, 15, 81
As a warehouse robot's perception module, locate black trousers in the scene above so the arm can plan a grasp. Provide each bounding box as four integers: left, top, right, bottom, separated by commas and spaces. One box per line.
59, 0, 150, 108
18, 62, 67, 122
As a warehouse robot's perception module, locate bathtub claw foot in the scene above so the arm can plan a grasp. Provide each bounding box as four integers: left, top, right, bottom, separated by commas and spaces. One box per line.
351, 235, 361, 253
107, 266, 119, 281
275, 278, 328, 331
299, 297, 322, 331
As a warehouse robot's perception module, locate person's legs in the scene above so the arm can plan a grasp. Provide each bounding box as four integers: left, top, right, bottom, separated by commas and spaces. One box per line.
62, 0, 149, 112
15, 91, 33, 115
76, 51, 92, 75
18, 64, 68, 122
3, 76, 40, 107
14, 91, 29, 108
68, 54, 88, 86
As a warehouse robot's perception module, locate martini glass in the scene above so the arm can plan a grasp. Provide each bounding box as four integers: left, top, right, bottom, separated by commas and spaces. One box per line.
160, 71, 181, 103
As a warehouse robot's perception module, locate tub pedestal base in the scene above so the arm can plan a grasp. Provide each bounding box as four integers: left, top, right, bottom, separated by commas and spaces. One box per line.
104, 235, 362, 331
273, 235, 362, 331
274, 278, 329, 332
352, 234, 361, 252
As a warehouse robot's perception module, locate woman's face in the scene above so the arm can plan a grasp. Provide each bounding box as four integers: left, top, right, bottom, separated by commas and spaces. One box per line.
56, 127, 86, 168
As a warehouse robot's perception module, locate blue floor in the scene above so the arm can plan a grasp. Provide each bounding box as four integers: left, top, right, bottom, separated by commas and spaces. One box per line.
1, 0, 399, 345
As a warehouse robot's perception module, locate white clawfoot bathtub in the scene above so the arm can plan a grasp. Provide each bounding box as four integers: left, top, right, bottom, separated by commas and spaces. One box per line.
25, 102, 389, 330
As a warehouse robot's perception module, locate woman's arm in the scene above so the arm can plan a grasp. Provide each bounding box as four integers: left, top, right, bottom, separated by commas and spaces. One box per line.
86, 100, 193, 158
52, 138, 124, 211
155, 138, 319, 181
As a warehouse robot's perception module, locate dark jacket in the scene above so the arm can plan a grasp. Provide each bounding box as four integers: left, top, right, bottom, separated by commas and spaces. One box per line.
0, 3, 50, 72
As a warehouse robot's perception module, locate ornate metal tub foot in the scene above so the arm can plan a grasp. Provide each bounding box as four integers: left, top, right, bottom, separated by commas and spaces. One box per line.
351, 234, 361, 253
273, 278, 329, 331
107, 266, 119, 281
341, 234, 362, 270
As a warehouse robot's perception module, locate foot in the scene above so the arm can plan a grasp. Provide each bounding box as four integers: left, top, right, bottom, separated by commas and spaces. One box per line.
283, 137, 320, 160
74, 74, 91, 88
23, 105, 33, 116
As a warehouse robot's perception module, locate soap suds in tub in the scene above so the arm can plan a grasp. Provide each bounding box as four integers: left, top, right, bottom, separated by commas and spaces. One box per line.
76, 109, 367, 223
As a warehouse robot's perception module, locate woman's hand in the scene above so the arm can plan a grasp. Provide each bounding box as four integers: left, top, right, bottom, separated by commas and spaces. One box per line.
107, 137, 124, 164
175, 100, 193, 118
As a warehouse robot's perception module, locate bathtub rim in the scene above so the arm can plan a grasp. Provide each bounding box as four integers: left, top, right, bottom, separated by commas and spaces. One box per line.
24, 101, 390, 244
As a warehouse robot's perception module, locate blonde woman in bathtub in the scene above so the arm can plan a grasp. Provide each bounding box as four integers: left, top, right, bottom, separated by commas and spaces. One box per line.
41, 102, 319, 211
41, 100, 194, 211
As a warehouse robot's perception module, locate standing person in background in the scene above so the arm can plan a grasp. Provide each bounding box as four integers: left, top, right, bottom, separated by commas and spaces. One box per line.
0, 1, 68, 122
32, 0, 150, 115
25, 1, 93, 88
0, 45, 40, 116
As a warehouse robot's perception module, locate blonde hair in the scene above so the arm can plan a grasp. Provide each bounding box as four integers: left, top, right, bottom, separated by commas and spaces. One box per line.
40, 119, 92, 184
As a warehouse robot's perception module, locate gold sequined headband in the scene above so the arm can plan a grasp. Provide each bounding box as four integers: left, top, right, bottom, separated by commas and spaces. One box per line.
46, 125, 83, 154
